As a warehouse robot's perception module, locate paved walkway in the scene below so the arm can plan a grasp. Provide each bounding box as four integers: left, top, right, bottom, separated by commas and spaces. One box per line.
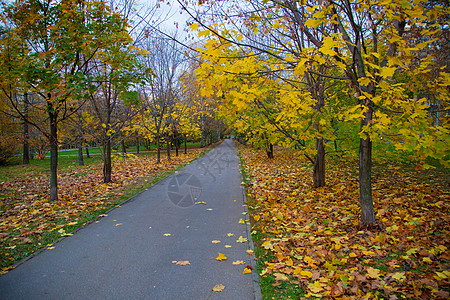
0, 139, 260, 299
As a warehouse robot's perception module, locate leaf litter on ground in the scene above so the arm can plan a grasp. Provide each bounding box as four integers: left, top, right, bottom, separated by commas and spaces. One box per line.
239, 144, 449, 299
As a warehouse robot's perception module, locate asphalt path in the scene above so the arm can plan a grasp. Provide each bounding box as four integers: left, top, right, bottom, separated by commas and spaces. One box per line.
0, 139, 260, 299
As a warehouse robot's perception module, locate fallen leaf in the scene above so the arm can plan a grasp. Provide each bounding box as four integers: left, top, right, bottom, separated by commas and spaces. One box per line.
212, 284, 225, 292
163, 233, 171, 236
243, 267, 252, 274
115, 223, 122, 226
175, 261, 191, 266
308, 281, 324, 293
216, 253, 227, 261
233, 260, 245, 265
367, 267, 381, 279
236, 236, 248, 243
238, 219, 245, 224
331, 282, 345, 297
224, 245, 232, 248
274, 272, 288, 281
212, 240, 221, 244
227, 233, 234, 237
391, 272, 406, 281
195, 201, 206, 205
300, 270, 313, 279
246, 249, 254, 255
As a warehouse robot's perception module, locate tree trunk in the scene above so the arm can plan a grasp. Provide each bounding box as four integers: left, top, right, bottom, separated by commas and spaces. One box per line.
166, 135, 171, 161
103, 137, 112, 183
175, 141, 179, 156
78, 140, 84, 166
217, 123, 221, 142
121, 139, 126, 155
85, 147, 90, 158
156, 133, 161, 164
23, 92, 30, 165
136, 137, 140, 154
313, 137, 325, 188
184, 134, 187, 154
359, 99, 375, 225
49, 115, 58, 201
266, 143, 274, 159
200, 115, 206, 147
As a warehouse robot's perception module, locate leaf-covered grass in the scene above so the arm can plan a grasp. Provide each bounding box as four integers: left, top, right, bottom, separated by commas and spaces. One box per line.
239, 144, 449, 299
0, 150, 204, 273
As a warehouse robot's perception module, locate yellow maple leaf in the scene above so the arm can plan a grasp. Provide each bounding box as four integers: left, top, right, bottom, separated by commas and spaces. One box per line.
274, 272, 288, 281
211, 240, 221, 244
243, 267, 252, 274
212, 284, 225, 292
367, 267, 381, 279
189, 23, 199, 31
233, 260, 245, 265
300, 270, 313, 279
391, 272, 405, 281
236, 236, 248, 243
308, 281, 324, 293
216, 253, 227, 261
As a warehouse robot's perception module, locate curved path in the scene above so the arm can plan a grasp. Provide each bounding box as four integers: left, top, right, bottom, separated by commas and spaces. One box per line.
0, 139, 260, 299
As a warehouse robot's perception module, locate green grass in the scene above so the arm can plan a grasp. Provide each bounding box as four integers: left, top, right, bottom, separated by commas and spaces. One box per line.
0, 155, 103, 181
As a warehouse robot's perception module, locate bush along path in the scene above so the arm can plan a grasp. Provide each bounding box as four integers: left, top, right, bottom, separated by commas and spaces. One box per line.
0, 140, 259, 299
0, 151, 202, 273
239, 144, 449, 299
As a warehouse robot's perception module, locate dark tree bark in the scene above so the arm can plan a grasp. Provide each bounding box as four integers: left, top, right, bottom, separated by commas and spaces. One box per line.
22, 92, 30, 165
121, 139, 126, 155
266, 143, 274, 159
103, 136, 112, 183
49, 113, 58, 201
136, 137, 140, 154
166, 135, 171, 161
313, 138, 325, 188
359, 100, 375, 225
85, 146, 90, 158
184, 134, 187, 154
156, 134, 161, 164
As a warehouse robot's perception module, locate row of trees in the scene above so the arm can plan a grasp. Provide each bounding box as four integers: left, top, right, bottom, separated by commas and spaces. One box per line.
0, 0, 224, 201
184, 0, 449, 225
